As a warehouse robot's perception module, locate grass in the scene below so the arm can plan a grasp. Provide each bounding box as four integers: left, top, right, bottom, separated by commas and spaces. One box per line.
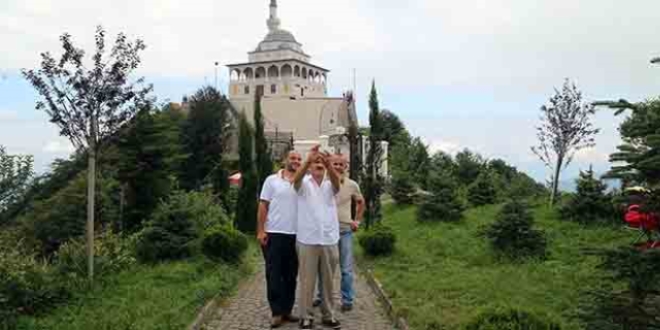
15, 247, 258, 330
359, 203, 631, 330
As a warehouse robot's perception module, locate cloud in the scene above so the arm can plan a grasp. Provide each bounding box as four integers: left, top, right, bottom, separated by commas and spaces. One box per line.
426, 139, 463, 156
43, 139, 74, 154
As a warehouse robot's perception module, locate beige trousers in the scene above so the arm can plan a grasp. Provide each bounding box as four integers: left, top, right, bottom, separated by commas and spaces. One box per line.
296, 242, 339, 321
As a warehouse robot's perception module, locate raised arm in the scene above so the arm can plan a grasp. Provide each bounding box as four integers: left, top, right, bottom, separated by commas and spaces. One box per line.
322, 152, 341, 193
294, 145, 319, 191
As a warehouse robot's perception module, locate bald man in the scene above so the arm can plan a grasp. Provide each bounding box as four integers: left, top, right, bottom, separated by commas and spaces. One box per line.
314, 153, 364, 312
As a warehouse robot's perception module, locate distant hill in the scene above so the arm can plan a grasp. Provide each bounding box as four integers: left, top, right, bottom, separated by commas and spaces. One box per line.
558, 174, 621, 193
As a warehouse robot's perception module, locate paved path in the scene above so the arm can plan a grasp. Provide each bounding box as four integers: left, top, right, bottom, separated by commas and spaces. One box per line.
203, 263, 394, 330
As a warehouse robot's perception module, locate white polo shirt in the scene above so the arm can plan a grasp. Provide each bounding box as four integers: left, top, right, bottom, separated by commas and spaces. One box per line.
296, 175, 339, 245
260, 171, 297, 235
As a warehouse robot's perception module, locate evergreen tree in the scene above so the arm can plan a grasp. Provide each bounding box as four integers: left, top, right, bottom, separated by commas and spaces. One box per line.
468, 170, 498, 206
483, 200, 546, 260
606, 98, 660, 213
390, 172, 416, 205
253, 93, 273, 192
182, 86, 232, 197
116, 107, 184, 232
409, 137, 431, 190
379, 109, 410, 147
559, 166, 613, 224
455, 149, 484, 187
532, 79, 600, 206
417, 171, 465, 222
235, 113, 257, 233
363, 81, 385, 228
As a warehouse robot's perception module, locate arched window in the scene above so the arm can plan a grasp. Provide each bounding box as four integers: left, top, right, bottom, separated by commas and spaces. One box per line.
302, 67, 308, 79
244, 68, 254, 80
255, 67, 266, 79
268, 65, 279, 79
281, 64, 293, 78
230, 69, 240, 81
294, 65, 301, 77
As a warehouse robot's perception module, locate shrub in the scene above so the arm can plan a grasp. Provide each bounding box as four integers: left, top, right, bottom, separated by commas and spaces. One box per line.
136, 190, 227, 263
201, 226, 248, 263
358, 225, 396, 257
558, 168, 614, 225
55, 230, 136, 278
482, 201, 546, 260
27, 172, 119, 256
0, 249, 68, 328
390, 174, 416, 205
417, 172, 465, 222
580, 248, 660, 330
465, 309, 561, 330
468, 171, 498, 206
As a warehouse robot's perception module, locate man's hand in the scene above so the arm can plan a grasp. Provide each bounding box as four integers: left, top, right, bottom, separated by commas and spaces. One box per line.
257, 231, 268, 247
307, 145, 320, 163
350, 221, 360, 232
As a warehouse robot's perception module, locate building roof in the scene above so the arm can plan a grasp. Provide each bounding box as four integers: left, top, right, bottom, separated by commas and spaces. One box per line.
226, 58, 329, 72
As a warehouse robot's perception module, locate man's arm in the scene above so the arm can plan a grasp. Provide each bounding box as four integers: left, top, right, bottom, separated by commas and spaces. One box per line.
354, 194, 365, 223
257, 200, 269, 246
294, 146, 319, 191
322, 152, 341, 193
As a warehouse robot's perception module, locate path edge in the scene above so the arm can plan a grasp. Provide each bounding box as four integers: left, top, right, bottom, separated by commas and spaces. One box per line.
362, 267, 410, 330
187, 292, 222, 330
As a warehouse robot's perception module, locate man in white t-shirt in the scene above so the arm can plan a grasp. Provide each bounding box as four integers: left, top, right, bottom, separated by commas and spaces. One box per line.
258, 151, 302, 328
293, 146, 342, 329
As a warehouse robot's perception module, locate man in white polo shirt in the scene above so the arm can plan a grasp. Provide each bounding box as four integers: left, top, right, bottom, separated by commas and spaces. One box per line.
293, 146, 342, 329
258, 150, 302, 328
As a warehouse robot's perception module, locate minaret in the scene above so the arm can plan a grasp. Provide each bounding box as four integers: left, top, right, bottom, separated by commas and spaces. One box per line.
267, 0, 281, 32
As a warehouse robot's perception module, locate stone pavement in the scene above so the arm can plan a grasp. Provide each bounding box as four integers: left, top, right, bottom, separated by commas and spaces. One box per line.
202, 263, 394, 330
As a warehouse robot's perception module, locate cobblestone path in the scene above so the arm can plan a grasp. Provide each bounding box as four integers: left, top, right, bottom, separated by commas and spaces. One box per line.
203, 263, 394, 330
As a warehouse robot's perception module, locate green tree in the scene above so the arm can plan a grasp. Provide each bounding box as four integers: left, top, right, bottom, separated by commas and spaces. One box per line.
254, 94, 273, 192
483, 200, 547, 260
559, 166, 613, 224
363, 81, 385, 228
23, 26, 152, 279
417, 171, 465, 222
116, 107, 184, 232
235, 113, 258, 233
409, 137, 431, 190
390, 172, 416, 205
0, 146, 33, 213
532, 79, 600, 206
182, 86, 232, 199
430, 150, 457, 176
455, 149, 484, 187
468, 170, 498, 206
379, 109, 410, 147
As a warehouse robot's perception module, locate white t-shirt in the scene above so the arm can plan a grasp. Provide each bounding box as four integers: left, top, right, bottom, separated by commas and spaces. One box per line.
260, 171, 297, 235
296, 175, 339, 245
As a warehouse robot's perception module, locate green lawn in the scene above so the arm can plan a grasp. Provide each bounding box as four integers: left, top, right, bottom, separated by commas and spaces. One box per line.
16, 251, 256, 330
360, 203, 631, 330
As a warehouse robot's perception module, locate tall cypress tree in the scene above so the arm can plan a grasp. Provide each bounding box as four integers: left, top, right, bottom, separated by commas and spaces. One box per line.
254, 93, 273, 193
363, 81, 384, 229
236, 113, 258, 233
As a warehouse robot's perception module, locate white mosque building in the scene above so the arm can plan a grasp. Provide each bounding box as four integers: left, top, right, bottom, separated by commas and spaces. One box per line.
226, 0, 387, 175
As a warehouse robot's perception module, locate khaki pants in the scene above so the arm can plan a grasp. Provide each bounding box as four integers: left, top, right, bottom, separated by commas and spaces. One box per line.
296, 242, 339, 321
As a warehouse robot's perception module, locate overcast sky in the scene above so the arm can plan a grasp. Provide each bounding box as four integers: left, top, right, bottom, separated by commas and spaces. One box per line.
2, 0, 660, 183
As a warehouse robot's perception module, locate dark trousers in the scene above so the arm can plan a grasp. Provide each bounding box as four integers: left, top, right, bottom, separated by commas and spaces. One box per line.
262, 233, 298, 317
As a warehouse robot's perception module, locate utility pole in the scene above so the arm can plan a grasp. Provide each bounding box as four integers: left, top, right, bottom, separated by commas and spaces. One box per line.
214, 62, 219, 90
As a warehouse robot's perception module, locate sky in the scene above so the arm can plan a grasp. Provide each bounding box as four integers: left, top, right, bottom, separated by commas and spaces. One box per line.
2, 0, 660, 184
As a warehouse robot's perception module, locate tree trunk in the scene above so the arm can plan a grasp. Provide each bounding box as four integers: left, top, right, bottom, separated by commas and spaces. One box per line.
550, 156, 563, 206
87, 118, 97, 280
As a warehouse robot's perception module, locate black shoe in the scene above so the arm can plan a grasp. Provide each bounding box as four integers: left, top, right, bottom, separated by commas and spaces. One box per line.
321, 318, 341, 329
312, 298, 322, 308
270, 316, 284, 329
299, 318, 314, 329
340, 304, 353, 312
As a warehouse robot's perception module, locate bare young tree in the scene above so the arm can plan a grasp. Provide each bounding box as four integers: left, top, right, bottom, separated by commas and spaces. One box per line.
23, 26, 152, 279
532, 79, 599, 206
